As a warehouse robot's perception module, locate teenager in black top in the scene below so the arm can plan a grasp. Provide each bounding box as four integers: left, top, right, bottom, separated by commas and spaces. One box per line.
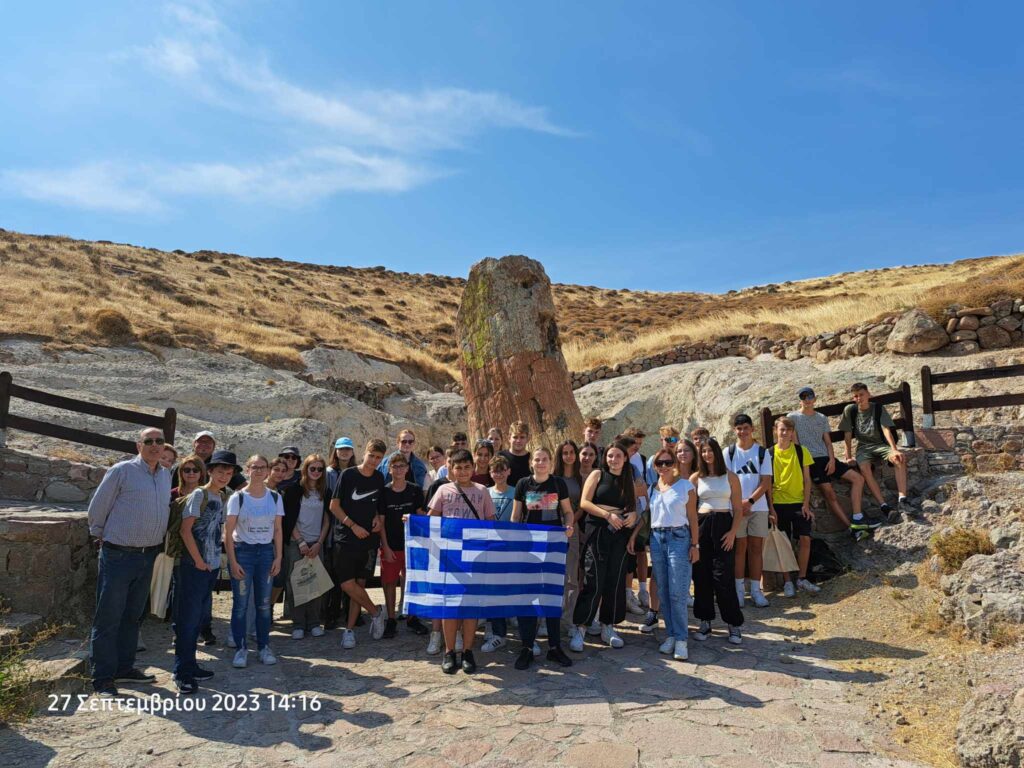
571, 440, 637, 649
500, 420, 532, 485
379, 452, 428, 638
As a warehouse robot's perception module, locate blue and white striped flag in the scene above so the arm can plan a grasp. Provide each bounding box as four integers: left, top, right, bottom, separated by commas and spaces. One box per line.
402, 515, 567, 620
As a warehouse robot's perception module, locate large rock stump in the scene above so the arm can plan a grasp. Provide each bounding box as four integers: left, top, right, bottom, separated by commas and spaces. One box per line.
457, 256, 583, 450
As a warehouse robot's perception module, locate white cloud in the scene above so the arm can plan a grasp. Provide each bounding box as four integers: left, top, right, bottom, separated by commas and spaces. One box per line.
3, 1, 569, 213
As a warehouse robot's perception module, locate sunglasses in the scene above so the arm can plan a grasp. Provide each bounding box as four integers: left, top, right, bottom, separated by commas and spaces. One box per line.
654, 459, 676, 467
279, 454, 299, 460
141, 437, 165, 446
800, 393, 816, 400
181, 467, 201, 474
663, 436, 679, 444
307, 466, 325, 474
399, 438, 416, 445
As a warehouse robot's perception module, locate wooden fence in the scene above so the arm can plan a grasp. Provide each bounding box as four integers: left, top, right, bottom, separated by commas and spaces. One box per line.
761, 382, 915, 448
0, 371, 176, 454
920, 363, 1024, 428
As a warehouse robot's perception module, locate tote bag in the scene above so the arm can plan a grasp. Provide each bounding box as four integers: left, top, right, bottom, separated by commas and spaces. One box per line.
290, 556, 334, 607
761, 523, 799, 573
149, 552, 175, 618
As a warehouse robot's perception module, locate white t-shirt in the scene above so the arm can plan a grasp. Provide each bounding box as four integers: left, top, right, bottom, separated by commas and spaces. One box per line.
649, 478, 695, 528
724, 443, 772, 513
227, 489, 284, 545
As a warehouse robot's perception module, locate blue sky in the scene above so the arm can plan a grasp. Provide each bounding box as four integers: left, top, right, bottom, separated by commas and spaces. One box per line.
2, 1, 1023, 292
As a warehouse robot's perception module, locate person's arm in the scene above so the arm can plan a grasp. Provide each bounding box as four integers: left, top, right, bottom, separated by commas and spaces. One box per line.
480, 491, 496, 521
270, 515, 283, 577
579, 470, 625, 529
224, 495, 244, 579
686, 487, 700, 563
559, 497, 575, 537
180, 515, 211, 571
329, 485, 369, 539
309, 499, 330, 559
722, 473, 743, 551
801, 450, 814, 519
511, 499, 524, 524
86, 463, 122, 541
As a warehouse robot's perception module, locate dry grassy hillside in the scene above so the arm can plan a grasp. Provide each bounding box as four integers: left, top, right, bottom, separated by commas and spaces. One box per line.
1, 228, 1022, 384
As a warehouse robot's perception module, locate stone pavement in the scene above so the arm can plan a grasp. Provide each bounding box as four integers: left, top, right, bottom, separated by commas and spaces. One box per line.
2, 591, 929, 768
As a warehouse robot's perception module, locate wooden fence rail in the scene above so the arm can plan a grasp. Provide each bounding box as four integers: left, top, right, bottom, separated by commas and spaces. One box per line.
0, 371, 176, 454
761, 382, 915, 448
921, 363, 1024, 428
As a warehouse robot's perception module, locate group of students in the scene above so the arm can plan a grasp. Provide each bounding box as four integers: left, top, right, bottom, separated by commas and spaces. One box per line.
140, 379, 915, 689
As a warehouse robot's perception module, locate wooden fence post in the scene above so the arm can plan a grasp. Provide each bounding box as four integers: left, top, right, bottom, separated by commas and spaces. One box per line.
760, 406, 775, 447
920, 366, 934, 428
0, 372, 11, 448
163, 408, 177, 448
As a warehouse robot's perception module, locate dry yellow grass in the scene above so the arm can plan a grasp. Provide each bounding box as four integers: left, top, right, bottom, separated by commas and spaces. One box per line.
1, 228, 1022, 382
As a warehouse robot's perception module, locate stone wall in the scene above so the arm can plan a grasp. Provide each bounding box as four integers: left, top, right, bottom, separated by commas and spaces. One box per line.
0, 446, 106, 503
918, 424, 1024, 475
0, 504, 96, 624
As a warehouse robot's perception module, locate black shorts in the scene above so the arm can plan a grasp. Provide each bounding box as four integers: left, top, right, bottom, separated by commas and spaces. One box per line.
809, 456, 857, 485
332, 547, 378, 584
775, 502, 813, 539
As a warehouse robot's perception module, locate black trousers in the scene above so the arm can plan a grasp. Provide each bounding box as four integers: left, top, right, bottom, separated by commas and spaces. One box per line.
322, 545, 351, 627
518, 615, 562, 650
572, 525, 630, 627
692, 513, 744, 627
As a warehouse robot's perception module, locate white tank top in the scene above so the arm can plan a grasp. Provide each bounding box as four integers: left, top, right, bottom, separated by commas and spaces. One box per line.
697, 475, 732, 513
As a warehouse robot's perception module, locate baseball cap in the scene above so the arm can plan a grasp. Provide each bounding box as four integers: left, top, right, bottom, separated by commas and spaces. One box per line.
279, 446, 301, 457
194, 430, 215, 442
732, 414, 753, 427
798, 386, 816, 399
334, 437, 354, 450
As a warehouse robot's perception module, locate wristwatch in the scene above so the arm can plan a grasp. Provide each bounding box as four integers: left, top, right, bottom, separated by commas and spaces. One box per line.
746, 497, 756, 506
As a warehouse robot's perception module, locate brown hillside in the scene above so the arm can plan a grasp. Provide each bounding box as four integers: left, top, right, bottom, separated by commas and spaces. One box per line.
1, 228, 1022, 383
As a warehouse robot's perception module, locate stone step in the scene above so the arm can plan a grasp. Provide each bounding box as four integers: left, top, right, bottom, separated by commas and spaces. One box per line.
0, 612, 44, 652
12, 636, 90, 711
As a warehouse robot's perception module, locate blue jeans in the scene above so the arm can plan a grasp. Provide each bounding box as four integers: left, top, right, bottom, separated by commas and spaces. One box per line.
174, 555, 217, 678
231, 542, 274, 650
90, 545, 158, 684
649, 526, 693, 641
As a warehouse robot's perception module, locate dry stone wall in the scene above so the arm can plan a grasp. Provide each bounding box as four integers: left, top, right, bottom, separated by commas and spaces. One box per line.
919, 424, 1024, 476
0, 446, 106, 503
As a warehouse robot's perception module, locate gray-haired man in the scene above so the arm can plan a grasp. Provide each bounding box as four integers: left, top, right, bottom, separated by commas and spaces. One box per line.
88, 427, 172, 696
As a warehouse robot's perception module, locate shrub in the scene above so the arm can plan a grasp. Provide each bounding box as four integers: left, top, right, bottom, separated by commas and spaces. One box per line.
91, 309, 134, 341
929, 528, 995, 574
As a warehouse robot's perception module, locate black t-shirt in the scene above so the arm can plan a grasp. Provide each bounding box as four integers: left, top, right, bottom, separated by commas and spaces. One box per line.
425, 477, 450, 506
514, 475, 569, 526
500, 451, 532, 486
332, 467, 384, 549
381, 482, 424, 552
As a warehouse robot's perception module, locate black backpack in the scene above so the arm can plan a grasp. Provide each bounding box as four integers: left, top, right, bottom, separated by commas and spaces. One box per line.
768, 444, 805, 470
843, 402, 900, 445
727, 443, 767, 474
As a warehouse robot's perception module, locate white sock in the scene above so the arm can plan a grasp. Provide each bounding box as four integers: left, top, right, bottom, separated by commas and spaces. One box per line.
735, 578, 745, 591
638, 584, 649, 596
898, 494, 908, 502
852, 513, 864, 521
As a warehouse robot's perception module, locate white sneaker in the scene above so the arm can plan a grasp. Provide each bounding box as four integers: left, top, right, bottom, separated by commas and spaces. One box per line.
673, 640, 689, 660
483, 624, 495, 643
426, 631, 442, 655
259, 646, 277, 665
601, 624, 624, 648
341, 629, 356, 649
532, 642, 542, 656
638, 588, 650, 609
586, 619, 602, 636
658, 636, 676, 655
370, 607, 387, 640
537, 622, 548, 638
569, 627, 585, 653
735, 581, 746, 608
291, 629, 304, 640
693, 621, 712, 641
625, 590, 645, 615
310, 626, 324, 637
232, 648, 248, 668
797, 578, 821, 594
750, 587, 770, 608
481, 636, 507, 653
727, 625, 742, 645
783, 581, 797, 598
227, 635, 237, 649
455, 632, 464, 652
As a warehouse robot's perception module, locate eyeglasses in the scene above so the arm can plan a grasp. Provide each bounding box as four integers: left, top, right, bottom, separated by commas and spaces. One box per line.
249, 465, 269, 472
181, 467, 201, 475
279, 454, 299, 461
307, 466, 325, 474
663, 436, 679, 444
391, 463, 409, 470
399, 438, 415, 445
141, 437, 166, 446
654, 459, 676, 467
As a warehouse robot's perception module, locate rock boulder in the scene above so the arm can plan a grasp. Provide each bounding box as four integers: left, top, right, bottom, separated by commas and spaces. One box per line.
886, 309, 950, 354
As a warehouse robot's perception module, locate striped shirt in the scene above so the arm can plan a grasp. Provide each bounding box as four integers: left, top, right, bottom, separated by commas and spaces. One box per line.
88, 455, 172, 547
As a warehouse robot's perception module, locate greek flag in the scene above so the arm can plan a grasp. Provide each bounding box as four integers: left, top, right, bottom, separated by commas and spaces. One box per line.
402, 515, 567, 620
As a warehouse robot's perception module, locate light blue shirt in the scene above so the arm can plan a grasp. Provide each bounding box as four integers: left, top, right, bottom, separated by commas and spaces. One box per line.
88, 455, 172, 547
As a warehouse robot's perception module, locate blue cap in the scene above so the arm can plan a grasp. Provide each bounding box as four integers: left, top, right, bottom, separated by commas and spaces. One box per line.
334, 437, 354, 449
798, 386, 816, 399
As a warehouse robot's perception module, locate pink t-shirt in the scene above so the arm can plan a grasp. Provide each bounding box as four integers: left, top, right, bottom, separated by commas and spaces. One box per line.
430, 482, 496, 520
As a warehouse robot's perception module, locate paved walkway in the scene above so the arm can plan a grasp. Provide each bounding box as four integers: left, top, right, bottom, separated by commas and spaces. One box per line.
3, 591, 928, 768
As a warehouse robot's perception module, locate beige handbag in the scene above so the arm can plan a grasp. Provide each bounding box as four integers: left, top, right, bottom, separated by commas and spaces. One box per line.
149, 551, 175, 618
762, 523, 799, 573
289, 556, 334, 607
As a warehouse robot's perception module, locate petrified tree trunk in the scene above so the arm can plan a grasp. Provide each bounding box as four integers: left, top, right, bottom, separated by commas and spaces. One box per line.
457, 255, 583, 451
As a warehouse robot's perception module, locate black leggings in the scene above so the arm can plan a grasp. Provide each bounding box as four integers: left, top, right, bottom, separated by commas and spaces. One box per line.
692, 513, 744, 627
572, 525, 630, 627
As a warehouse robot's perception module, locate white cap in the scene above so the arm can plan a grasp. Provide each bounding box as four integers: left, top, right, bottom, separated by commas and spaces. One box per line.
194, 430, 215, 442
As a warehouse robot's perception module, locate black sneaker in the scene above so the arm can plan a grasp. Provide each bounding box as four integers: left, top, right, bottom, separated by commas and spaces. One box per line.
174, 676, 198, 694
93, 679, 119, 697
880, 503, 901, 524
899, 498, 919, 519
114, 668, 156, 683
514, 648, 534, 670
193, 667, 215, 680
324, 619, 339, 631
382, 619, 397, 639
441, 651, 459, 675
546, 647, 573, 668
461, 650, 477, 674
851, 515, 884, 530
406, 617, 430, 636
200, 629, 217, 646
639, 610, 659, 634
852, 528, 872, 543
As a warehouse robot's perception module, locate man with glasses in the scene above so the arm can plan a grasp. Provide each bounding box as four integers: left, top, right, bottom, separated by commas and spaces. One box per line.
87, 428, 172, 697
788, 387, 880, 541
379, 429, 429, 488
277, 446, 302, 491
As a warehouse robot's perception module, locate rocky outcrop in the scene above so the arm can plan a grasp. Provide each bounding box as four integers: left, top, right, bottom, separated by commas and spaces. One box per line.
940, 548, 1024, 641
0, 447, 106, 503
956, 648, 1024, 768
457, 256, 582, 449
886, 309, 950, 353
